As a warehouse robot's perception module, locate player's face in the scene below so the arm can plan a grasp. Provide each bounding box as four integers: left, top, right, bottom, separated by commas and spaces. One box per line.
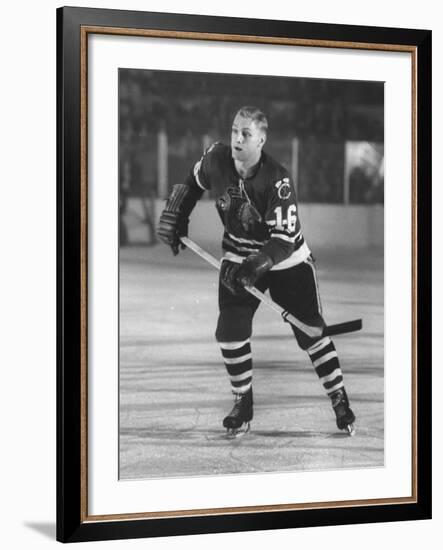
231, 115, 266, 163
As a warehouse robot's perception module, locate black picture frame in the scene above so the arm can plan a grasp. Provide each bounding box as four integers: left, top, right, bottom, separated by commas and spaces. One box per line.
57, 6, 432, 543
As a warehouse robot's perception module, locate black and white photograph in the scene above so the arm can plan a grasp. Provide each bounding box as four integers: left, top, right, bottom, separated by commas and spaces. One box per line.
118, 69, 384, 480
52, 5, 431, 544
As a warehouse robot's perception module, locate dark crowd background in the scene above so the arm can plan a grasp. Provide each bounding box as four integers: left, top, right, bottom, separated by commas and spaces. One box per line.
119, 69, 384, 205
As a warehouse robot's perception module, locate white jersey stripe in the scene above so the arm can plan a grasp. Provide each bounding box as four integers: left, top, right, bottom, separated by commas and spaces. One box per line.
223, 240, 261, 254
227, 233, 264, 246
223, 242, 311, 269
271, 229, 301, 239
271, 233, 297, 243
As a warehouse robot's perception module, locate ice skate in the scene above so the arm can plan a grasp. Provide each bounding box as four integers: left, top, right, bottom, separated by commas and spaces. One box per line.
223, 388, 253, 438
330, 388, 356, 436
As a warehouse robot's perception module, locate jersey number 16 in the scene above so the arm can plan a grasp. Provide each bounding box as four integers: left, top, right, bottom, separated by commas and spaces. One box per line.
274, 204, 297, 232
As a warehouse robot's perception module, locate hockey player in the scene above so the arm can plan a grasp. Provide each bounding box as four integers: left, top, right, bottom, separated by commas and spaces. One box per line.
157, 106, 355, 437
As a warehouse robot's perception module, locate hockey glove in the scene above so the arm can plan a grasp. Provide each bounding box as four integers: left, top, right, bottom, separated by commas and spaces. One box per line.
235, 252, 274, 289
157, 184, 198, 255
157, 211, 189, 255
220, 260, 245, 296
220, 253, 274, 296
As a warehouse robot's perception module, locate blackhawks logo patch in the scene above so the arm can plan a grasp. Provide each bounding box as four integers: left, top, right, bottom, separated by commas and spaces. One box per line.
275, 178, 291, 200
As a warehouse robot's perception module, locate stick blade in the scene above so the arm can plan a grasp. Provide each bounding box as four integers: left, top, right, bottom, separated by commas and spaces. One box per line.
323, 319, 362, 337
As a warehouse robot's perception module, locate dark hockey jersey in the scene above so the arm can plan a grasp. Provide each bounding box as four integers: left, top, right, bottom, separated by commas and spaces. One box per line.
184, 142, 310, 269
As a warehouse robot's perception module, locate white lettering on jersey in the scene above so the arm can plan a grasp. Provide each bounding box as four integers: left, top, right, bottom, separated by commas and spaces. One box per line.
273, 204, 297, 232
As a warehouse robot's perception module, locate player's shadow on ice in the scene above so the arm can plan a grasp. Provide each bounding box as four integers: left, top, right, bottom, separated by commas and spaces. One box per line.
247, 429, 332, 438
120, 427, 345, 441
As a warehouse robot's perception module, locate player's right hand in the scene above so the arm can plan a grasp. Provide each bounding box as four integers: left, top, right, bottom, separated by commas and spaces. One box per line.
157, 211, 188, 255
235, 252, 274, 288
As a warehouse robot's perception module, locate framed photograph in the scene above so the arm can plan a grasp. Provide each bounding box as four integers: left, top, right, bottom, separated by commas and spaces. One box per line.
57, 6, 432, 543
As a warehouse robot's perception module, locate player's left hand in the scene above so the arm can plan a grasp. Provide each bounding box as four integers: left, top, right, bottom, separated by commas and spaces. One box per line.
235, 252, 274, 289
220, 260, 245, 295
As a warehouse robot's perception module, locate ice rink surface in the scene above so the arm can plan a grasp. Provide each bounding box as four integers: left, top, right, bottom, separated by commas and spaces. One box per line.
119, 243, 384, 480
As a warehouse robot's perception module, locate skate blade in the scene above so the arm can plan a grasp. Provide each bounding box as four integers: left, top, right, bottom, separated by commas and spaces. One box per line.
226, 422, 251, 439
345, 423, 356, 437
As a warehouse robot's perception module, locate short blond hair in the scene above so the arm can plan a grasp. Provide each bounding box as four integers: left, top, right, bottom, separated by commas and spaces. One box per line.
235, 106, 268, 134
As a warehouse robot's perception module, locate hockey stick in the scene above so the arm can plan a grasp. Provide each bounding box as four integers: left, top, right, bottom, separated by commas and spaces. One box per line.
181, 236, 362, 338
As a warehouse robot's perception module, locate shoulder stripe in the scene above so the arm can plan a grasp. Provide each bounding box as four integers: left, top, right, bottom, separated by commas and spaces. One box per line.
192, 141, 221, 191
204, 141, 219, 154
193, 160, 207, 190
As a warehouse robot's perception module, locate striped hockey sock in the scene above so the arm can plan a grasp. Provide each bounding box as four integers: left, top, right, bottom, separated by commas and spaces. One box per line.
219, 339, 252, 394
307, 337, 344, 396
